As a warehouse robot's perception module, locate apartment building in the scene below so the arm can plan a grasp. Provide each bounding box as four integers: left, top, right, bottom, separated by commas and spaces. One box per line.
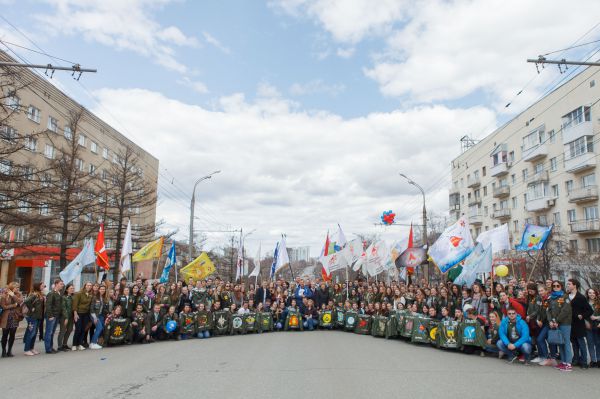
449, 65, 600, 268
0, 51, 159, 289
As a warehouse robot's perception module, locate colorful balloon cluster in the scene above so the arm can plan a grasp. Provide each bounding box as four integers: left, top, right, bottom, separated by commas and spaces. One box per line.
381, 210, 396, 225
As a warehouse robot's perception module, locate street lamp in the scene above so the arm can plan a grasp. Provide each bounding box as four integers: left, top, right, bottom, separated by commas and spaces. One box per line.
399, 173, 429, 281
189, 170, 221, 261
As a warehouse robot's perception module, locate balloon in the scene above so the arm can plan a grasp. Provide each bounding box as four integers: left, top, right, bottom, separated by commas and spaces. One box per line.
166, 320, 177, 333
495, 265, 509, 277
380, 210, 396, 225
447, 265, 463, 282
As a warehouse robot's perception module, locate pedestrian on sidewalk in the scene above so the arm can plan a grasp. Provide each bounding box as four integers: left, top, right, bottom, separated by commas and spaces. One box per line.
1, 282, 24, 358
23, 282, 46, 356
44, 279, 64, 354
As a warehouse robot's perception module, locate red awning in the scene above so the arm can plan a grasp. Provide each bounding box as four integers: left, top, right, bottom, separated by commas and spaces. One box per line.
15, 259, 46, 268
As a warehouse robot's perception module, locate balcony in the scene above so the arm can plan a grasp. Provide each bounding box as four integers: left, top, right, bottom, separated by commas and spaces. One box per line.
525, 170, 549, 185
467, 176, 481, 188
525, 196, 555, 212
568, 185, 599, 203
564, 151, 596, 173
523, 144, 548, 162
563, 120, 593, 144
449, 186, 460, 195
469, 213, 483, 225
468, 197, 482, 207
492, 208, 511, 220
449, 204, 461, 214
493, 186, 510, 198
570, 219, 600, 234
490, 162, 511, 177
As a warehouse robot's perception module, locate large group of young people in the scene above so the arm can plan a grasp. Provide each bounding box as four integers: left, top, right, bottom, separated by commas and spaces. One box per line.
1, 274, 599, 372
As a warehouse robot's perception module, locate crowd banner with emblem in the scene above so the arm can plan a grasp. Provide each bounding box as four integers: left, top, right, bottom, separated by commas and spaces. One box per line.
180, 252, 216, 282
371, 315, 388, 337
284, 309, 302, 330
230, 314, 245, 335
196, 310, 212, 332
212, 310, 230, 336
243, 312, 258, 334
104, 316, 131, 345
428, 217, 474, 273
344, 310, 358, 331
459, 319, 486, 349
401, 313, 415, 338
384, 311, 401, 339
319, 310, 334, 329
179, 313, 197, 336
132, 237, 164, 263
354, 314, 371, 335
428, 319, 440, 346
258, 312, 273, 333
334, 308, 345, 328
411, 316, 431, 344
437, 320, 460, 349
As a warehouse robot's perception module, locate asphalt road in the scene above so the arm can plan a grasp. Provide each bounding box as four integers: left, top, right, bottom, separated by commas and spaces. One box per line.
1, 330, 598, 399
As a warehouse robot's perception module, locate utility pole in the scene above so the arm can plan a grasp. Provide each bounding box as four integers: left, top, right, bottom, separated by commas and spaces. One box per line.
399, 173, 429, 283
527, 56, 600, 74
189, 170, 220, 262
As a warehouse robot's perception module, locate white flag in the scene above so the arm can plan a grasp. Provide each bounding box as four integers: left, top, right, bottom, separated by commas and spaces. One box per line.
274, 235, 290, 274
249, 243, 260, 278
320, 250, 348, 273
120, 219, 133, 273
366, 241, 388, 276
476, 223, 510, 253
60, 238, 95, 284
337, 224, 347, 247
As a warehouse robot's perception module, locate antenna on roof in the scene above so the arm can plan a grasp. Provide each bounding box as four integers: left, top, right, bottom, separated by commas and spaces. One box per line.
460, 135, 480, 154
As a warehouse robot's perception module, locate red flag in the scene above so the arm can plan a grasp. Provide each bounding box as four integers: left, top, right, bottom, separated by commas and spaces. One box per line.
95, 223, 110, 270
321, 232, 332, 282
407, 224, 414, 275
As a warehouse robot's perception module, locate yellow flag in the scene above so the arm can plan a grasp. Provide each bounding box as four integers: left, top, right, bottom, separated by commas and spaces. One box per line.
180, 252, 216, 281
132, 237, 164, 263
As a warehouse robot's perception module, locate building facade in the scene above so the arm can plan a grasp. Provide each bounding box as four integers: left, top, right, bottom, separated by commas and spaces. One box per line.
288, 246, 311, 263
0, 51, 159, 289
450, 65, 599, 280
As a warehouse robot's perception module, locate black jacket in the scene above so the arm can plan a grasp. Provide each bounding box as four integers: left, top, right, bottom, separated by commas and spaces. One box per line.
314, 288, 330, 309
570, 292, 593, 338
254, 288, 271, 305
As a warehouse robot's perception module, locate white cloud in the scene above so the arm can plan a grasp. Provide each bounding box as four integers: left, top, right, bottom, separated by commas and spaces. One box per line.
35, 0, 198, 73
177, 76, 209, 94
202, 31, 231, 54
91, 87, 496, 254
289, 79, 345, 96
336, 47, 354, 58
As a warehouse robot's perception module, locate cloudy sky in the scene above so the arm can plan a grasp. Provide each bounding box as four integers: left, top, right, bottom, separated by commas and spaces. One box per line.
1, 1, 599, 257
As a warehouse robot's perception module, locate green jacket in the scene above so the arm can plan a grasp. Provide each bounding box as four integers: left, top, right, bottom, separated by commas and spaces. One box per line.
61, 295, 73, 320
45, 291, 62, 318
546, 294, 572, 325
24, 293, 44, 320
72, 291, 92, 314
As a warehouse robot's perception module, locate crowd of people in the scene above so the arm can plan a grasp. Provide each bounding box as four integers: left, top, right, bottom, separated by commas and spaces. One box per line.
1, 274, 599, 372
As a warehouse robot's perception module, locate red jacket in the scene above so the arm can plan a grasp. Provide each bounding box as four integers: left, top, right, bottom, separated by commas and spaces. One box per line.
501, 298, 526, 319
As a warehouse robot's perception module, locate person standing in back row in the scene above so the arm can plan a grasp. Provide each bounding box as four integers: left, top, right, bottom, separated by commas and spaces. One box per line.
72, 282, 93, 351
44, 279, 64, 354
567, 278, 593, 369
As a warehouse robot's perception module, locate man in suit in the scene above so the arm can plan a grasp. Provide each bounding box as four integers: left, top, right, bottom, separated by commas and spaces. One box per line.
145, 303, 163, 342
255, 281, 271, 306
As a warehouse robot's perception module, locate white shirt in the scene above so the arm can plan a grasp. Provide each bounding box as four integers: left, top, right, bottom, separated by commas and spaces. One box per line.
237, 308, 250, 315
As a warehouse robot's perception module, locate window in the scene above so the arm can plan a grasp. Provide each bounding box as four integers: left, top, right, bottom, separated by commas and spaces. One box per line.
44, 144, 54, 159
522, 126, 545, 150
15, 227, 26, 242
64, 126, 72, 140
509, 151, 515, 162
511, 174, 516, 184
538, 215, 548, 226
553, 212, 561, 226
499, 199, 508, 209
78, 134, 86, 147
27, 105, 41, 123
482, 166, 486, 177
0, 159, 11, 174
550, 157, 557, 171
102, 148, 109, 159
565, 180, 574, 194
525, 217, 533, 225
483, 186, 487, 196
522, 169, 529, 181
586, 239, 600, 253
567, 209, 577, 223
562, 106, 591, 128
582, 173, 596, 187
567, 136, 593, 159
0, 125, 17, 142
5, 94, 20, 111
90, 141, 98, 154
24, 136, 37, 152
570, 240, 579, 253
513, 220, 519, 231
527, 182, 549, 200
484, 206, 488, 217
552, 184, 559, 198
584, 206, 598, 220
47, 116, 58, 132
75, 159, 84, 172
18, 200, 29, 213
89, 164, 96, 175
102, 169, 109, 181
549, 130, 556, 143
39, 204, 49, 216
23, 166, 33, 180
42, 173, 51, 187
534, 163, 544, 174
512, 197, 518, 209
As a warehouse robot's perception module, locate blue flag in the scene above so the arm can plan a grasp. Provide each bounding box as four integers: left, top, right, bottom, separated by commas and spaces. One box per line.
515, 224, 553, 251
270, 242, 279, 279
159, 242, 176, 283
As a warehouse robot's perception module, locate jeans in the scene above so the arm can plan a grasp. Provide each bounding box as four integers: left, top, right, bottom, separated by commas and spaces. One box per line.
537, 325, 558, 359
557, 325, 573, 364
73, 313, 90, 347
497, 340, 533, 360
587, 330, 600, 362
484, 344, 499, 354
571, 335, 588, 365
196, 331, 210, 339
91, 315, 105, 344
24, 317, 40, 352
303, 318, 318, 331
44, 317, 59, 352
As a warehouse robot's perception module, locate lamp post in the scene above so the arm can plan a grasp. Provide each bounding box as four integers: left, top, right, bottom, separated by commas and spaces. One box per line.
399, 173, 429, 282
189, 170, 221, 261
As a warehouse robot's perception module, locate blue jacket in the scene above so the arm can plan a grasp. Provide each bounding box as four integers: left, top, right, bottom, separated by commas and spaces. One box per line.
499, 314, 531, 347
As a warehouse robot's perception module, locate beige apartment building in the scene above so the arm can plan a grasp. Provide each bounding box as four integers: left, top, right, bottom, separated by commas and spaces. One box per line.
449, 65, 600, 279
0, 50, 159, 289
